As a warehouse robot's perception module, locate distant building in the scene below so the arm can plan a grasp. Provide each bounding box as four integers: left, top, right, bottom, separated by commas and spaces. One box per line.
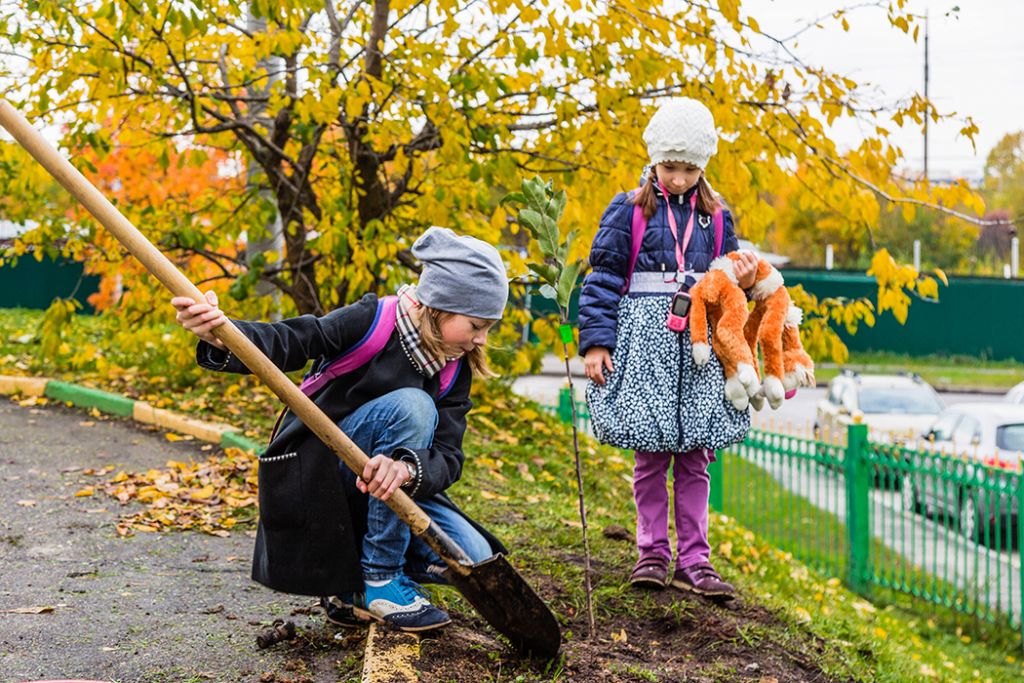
0, 219, 32, 240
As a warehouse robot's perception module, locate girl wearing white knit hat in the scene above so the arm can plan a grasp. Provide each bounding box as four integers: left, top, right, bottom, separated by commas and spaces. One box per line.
578, 97, 758, 599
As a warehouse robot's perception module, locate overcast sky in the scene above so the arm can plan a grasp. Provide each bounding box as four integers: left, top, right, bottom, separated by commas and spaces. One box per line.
742, 0, 1023, 182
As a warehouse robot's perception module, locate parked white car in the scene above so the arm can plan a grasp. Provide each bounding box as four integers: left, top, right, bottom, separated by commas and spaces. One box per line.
815, 371, 945, 444
1004, 381, 1024, 405
901, 402, 1024, 543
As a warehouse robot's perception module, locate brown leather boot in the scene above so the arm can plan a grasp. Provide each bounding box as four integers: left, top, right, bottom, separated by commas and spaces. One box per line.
629, 557, 669, 588
670, 562, 735, 600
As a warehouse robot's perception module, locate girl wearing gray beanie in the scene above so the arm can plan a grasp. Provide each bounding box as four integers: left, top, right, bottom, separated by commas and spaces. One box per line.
578, 97, 758, 599
170, 226, 508, 633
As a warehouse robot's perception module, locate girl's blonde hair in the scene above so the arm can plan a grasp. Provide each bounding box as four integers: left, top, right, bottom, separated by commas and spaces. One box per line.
631, 165, 721, 220
417, 306, 498, 379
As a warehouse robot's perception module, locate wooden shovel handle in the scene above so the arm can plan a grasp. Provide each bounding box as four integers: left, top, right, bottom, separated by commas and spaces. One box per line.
0, 100, 472, 569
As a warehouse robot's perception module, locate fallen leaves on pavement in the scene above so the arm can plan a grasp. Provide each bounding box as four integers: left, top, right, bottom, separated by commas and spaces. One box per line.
99, 446, 259, 537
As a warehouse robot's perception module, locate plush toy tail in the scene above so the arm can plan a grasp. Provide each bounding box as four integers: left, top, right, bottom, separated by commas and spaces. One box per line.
689, 278, 712, 366
782, 305, 815, 391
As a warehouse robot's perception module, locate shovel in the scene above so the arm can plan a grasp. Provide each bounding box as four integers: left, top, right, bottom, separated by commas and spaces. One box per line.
0, 100, 561, 659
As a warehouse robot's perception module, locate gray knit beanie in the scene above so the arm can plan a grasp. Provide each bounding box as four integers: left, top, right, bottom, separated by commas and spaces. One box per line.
642, 97, 719, 169
412, 226, 509, 319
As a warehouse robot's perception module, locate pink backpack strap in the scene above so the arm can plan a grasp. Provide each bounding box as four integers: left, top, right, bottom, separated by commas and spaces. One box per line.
437, 358, 463, 399
620, 191, 647, 295
299, 295, 399, 396
712, 208, 724, 259
298, 294, 462, 400
621, 192, 725, 292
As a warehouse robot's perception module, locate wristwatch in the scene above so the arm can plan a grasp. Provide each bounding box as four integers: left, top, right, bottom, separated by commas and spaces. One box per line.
400, 460, 417, 488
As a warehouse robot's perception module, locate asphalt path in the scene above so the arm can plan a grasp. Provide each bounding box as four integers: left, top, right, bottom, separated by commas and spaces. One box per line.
0, 398, 357, 683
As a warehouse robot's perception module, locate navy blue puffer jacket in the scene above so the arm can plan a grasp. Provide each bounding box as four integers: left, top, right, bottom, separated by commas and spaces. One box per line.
578, 184, 739, 355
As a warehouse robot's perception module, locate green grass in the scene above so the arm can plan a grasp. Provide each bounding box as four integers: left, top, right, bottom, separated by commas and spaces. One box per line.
452, 393, 1024, 682
816, 351, 1024, 392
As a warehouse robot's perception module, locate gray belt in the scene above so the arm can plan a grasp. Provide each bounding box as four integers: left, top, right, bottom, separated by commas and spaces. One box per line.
628, 271, 705, 294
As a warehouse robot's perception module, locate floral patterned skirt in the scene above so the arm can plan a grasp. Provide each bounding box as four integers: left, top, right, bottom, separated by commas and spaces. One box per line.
586, 294, 750, 453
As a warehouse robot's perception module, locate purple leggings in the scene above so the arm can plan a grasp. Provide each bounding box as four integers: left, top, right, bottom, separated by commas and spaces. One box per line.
633, 449, 715, 569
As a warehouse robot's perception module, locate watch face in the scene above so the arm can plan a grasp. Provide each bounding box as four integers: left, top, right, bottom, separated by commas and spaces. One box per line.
672, 294, 691, 317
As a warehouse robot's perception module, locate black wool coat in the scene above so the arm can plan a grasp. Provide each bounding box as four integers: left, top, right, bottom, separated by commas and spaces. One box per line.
197, 293, 505, 596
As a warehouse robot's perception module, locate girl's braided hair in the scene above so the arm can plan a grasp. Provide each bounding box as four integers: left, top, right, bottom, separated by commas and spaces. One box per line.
631, 165, 722, 220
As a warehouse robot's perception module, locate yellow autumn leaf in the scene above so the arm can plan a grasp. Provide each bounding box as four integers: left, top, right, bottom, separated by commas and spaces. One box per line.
916, 277, 939, 300
516, 462, 535, 482
75, 486, 95, 497
474, 415, 499, 432
189, 485, 216, 500
165, 433, 184, 442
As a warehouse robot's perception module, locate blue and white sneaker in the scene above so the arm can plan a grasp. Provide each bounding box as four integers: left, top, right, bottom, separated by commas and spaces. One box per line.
359, 575, 451, 632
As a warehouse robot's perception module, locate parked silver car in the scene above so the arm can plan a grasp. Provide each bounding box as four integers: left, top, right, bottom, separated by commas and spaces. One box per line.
901, 403, 1024, 544
815, 371, 945, 445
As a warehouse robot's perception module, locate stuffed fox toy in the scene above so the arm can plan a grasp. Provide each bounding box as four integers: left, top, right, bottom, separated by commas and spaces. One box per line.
689, 252, 762, 411
741, 257, 791, 409
748, 303, 816, 410
691, 251, 814, 411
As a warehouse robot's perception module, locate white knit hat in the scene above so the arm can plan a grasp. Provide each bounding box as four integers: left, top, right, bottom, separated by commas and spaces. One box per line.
642, 98, 718, 169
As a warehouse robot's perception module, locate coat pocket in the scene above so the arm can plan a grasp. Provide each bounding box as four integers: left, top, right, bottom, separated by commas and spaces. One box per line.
257, 451, 305, 530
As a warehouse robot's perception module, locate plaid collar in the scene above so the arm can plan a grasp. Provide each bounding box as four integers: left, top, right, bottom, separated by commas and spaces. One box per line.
395, 285, 446, 378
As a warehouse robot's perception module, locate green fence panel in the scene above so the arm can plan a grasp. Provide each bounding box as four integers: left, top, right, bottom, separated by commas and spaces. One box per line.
731, 428, 848, 578
778, 270, 1024, 361
527, 270, 1024, 360
845, 423, 870, 594
0, 255, 100, 312
708, 454, 723, 512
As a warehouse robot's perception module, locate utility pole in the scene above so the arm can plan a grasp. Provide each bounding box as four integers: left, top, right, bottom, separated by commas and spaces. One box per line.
923, 10, 929, 182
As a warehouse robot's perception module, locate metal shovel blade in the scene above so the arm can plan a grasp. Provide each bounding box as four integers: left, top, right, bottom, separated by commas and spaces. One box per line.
446, 553, 562, 660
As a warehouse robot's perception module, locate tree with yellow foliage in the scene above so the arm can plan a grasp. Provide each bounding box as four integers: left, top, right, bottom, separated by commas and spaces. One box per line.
0, 0, 984, 363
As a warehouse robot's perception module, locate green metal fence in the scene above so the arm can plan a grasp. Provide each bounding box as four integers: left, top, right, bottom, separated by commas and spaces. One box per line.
528, 271, 1024, 361
550, 388, 1024, 640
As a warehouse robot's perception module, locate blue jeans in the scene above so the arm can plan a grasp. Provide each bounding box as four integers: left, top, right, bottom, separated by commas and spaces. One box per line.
338, 388, 491, 581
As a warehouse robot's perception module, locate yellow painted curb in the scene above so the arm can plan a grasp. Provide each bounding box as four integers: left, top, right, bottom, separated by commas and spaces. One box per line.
0, 375, 49, 397
361, 623, 420, 683
133, 402, 237, 444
